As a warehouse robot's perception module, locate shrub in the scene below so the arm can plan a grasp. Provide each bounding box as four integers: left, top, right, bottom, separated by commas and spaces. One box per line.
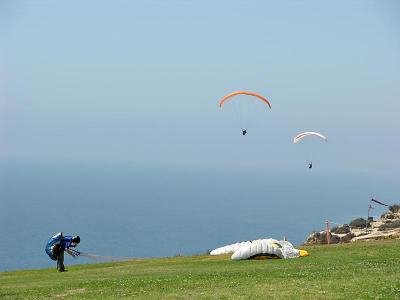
305, 231, 340, 245
330, 234, 341, 244
381, 212, 394, 219
389, 204, 400, 213
378, 220, 400, 231
331, 224, 350, 234
349, 218, 368, 228
385, 213, 395, 220
340, 233, 355, 243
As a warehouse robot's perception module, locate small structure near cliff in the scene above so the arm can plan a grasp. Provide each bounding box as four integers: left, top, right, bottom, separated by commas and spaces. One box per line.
305, 204, 400, 245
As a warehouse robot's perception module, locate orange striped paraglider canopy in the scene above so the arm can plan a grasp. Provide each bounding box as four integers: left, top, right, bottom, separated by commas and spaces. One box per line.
218, 91, 271, 109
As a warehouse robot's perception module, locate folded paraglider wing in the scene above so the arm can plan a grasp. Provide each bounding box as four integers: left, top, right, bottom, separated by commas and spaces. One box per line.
210, 241, 250, 256
210, 238, 308, 260
231, 239, 282, 260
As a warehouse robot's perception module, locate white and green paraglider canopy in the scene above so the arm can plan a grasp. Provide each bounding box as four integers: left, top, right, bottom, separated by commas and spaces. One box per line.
293, 131, 328, 144
210, 238, 309, 260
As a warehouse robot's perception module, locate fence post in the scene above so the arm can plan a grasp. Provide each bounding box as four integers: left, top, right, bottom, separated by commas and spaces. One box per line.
326, 220, 330, 245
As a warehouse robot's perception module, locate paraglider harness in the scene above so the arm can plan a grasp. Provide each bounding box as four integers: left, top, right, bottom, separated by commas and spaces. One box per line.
45, 232, 80, 261
45, 232, 63, 261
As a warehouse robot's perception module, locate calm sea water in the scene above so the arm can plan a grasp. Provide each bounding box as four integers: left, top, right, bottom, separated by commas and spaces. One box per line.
0, 161, 395, 271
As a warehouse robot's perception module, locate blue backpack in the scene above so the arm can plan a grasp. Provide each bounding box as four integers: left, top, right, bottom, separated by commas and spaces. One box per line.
45, 232, 63, 261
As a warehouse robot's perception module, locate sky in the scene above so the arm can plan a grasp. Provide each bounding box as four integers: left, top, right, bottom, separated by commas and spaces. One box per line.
1, 0, 399, 175
0, 1, 400, 270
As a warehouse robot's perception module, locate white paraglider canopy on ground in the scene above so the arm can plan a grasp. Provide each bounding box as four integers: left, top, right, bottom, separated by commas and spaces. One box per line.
210, 238, 309, 260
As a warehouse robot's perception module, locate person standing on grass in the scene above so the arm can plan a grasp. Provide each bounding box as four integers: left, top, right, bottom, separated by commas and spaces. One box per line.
45, 232, 80, 272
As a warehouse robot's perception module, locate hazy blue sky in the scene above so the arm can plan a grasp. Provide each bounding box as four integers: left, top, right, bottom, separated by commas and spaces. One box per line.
1, 1, 400, 270
1, 0, 399, 175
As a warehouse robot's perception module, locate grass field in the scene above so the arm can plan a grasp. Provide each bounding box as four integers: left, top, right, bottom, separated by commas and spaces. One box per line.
1, 240, 399, 299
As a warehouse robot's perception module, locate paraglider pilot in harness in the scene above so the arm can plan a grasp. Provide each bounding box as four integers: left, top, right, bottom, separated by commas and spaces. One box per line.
308, 161, 313, 169
242, 129, 247, 136
45, 232, 80, 272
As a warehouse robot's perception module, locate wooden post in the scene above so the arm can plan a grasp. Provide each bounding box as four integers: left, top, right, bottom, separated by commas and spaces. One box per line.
326, 220, 330, 245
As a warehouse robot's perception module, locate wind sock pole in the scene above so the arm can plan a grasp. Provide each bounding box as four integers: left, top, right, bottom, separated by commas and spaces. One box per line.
325, 220, 330, 245
366, 204, 374, 232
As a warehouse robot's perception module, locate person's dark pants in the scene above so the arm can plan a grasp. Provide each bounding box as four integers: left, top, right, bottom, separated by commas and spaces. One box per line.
57, 250, 65, 271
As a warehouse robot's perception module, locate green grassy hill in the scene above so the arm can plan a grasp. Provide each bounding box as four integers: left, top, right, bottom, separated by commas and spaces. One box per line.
1, 240, 399, 299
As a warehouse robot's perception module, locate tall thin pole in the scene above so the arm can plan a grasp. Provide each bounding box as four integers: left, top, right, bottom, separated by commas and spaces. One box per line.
326, 220, 330, 245
366, 204, 373, 232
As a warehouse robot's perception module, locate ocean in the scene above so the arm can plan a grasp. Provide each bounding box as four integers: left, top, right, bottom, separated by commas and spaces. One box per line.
0, 161, 395, 271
